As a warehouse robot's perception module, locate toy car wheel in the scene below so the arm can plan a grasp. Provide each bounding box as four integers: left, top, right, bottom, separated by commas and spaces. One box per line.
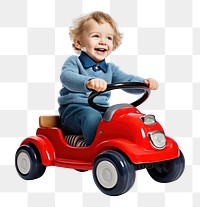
15, 144, 46, 180
93, 150, 135, 196
147, 150, 185, 183
75, 169, 88, 172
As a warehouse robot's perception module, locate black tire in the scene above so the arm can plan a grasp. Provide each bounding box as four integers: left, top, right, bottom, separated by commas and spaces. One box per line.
75, 169, 88, 172
15, 144, 46, 180
93, 151, 135, 196
147, 150, 185, 183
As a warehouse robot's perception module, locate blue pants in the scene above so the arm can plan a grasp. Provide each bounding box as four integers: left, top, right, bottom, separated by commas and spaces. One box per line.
60, 104, 103, 146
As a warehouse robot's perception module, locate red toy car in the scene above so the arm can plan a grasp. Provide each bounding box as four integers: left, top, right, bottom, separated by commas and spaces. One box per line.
15, 82, 185, 196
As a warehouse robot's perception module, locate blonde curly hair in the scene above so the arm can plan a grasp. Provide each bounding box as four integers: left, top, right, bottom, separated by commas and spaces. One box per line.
69, 11, 123, 54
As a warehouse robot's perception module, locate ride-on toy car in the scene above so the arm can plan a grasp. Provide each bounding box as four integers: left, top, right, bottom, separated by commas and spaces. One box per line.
15, 82, 185, 196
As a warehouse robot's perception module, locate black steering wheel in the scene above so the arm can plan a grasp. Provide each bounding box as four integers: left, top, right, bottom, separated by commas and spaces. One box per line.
88, 82, 150, 112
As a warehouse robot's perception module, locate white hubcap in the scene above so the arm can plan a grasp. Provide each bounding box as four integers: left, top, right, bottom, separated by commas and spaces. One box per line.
17, 152, 31, 174
96, 161, 118, 189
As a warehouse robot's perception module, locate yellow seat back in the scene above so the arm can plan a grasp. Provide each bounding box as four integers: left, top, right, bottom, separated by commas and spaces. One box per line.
39, 115, 60, 128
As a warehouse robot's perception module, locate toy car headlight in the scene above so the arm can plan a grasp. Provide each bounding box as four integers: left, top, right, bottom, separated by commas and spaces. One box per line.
142, 115, 156, 125
149, 131, 166, 149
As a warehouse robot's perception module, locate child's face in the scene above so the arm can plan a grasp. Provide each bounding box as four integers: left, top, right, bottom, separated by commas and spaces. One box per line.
78, 19, 114, 63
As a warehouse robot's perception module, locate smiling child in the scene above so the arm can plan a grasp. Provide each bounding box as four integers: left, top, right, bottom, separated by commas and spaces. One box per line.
58, 11, 159, 146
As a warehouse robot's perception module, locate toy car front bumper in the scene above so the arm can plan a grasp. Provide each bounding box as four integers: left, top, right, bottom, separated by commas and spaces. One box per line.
127, 137, 180, 164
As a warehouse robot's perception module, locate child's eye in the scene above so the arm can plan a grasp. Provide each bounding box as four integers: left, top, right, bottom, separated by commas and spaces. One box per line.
107, 36, 113, 41
92, 34, 100, 38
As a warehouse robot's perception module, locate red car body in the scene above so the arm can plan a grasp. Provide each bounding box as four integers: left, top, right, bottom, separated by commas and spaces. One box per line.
20, 106, 179, 170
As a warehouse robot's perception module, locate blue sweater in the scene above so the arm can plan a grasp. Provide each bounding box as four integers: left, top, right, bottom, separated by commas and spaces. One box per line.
58, 52, 145, 109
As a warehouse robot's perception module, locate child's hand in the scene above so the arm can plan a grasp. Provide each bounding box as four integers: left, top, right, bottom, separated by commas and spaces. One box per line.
144, 78, 159, 90
86, 78, 107, 92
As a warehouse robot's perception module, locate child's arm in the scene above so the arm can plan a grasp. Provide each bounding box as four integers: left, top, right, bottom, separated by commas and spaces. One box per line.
110, 63, 159, 90
60, 56, 92, 93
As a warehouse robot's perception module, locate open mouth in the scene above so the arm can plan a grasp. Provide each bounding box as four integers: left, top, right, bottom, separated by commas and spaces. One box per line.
95, 48, 107, 52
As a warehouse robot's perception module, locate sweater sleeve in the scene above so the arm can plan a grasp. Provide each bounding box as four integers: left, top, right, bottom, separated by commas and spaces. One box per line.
110, 63, 146, 94
60, 56, 91, 93
110, 63, 145, 83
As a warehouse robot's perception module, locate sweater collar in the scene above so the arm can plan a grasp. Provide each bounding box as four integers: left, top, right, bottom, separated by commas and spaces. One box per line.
78, 51, 107, 72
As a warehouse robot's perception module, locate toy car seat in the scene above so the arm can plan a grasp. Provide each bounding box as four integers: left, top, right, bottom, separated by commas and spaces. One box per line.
39, 116, 86, 147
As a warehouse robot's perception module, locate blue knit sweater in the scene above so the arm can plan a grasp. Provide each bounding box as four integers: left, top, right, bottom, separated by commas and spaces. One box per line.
58, 52, 145, 109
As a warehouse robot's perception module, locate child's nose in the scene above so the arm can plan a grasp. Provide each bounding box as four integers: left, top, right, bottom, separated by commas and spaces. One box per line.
99, 41, 106, 45
99, 38, 107, 45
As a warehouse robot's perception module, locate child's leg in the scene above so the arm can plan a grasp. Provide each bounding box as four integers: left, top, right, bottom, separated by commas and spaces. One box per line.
60, 104, 102, 146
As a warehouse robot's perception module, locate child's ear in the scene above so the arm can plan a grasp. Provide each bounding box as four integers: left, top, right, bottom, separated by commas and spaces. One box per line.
74, 39, 81, 49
